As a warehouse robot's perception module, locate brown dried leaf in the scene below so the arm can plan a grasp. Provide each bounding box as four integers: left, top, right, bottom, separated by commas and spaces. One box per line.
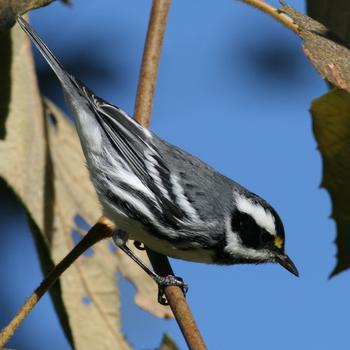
115, 245, 172, 319
0, 23, 131, 350
0, 0, 55, 30
159, 334, 179, 350
281, 3, 350, 91
301, 2, 350, 277
311, 89, 350, 277
0, 22, 171, 348
44, 100, 132, 350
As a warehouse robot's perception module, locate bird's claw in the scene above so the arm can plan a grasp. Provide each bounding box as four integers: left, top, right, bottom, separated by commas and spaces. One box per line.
155, 275, 188, 305
133, 240, 146, 251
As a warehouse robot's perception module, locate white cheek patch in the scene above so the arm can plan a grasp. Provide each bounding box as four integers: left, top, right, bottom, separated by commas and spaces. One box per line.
234, 194, 277, 236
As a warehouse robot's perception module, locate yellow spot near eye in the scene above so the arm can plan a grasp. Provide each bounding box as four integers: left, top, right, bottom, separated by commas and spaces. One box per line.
274, 236, 283, 249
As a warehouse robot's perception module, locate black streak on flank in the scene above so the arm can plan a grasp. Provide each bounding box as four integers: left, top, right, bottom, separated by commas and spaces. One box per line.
0, 31, 12, 140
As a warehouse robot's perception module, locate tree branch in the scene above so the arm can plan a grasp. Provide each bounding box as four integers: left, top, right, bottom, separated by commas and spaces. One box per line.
0, 217, 115, 347
240, 0, 299, 34
134, 0, 170, 128
134, 1, 207, 349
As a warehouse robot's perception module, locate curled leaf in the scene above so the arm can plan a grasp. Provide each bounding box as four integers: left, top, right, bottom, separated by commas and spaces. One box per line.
311, 88, 350, 277
307, 0, 350, 47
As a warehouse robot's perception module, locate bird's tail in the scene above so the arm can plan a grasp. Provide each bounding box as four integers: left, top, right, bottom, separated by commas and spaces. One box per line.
17, 15, 72, 88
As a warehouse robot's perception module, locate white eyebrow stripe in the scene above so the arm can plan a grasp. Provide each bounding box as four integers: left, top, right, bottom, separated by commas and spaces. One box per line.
234, 194, 276, 236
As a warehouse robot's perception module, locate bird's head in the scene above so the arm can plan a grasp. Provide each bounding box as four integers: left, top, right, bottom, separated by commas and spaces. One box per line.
224, 191, 299, 277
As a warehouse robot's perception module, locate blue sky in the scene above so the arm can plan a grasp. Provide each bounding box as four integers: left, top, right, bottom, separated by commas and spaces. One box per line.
1, 0, 349, 349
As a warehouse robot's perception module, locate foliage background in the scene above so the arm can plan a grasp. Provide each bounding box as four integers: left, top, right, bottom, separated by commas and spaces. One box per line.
0, 0, 348, 349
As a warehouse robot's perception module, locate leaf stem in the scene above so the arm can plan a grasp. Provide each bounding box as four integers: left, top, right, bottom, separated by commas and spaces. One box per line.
134, 0, 207, 349
134, 0, 170, 127
240, 0, 299, 34
0, 217, 115, 347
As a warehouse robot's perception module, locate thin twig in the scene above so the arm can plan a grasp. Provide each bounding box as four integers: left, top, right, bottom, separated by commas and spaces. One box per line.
0, 217, 115, 347
147, 251, 207, 349
240, 0, 299, 34
134, 0, 207, 349
134, 0, 170, 127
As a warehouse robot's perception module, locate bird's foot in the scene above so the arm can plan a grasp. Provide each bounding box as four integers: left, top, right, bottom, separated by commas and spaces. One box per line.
133, 240, 146, 251
155, 275, 188, 305
112, 232, 188, 305
112, 229, 128, 247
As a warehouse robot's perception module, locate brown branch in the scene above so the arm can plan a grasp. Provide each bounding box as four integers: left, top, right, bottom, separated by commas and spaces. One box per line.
147, 251, 207, 349
240, 0, 299, 34
134, 1, 206, 349
0, 217, 115, 347
134, 0, 170, 127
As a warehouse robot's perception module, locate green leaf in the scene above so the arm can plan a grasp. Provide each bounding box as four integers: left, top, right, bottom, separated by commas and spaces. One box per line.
307, 0, 350, 48
311, 88, 350, 276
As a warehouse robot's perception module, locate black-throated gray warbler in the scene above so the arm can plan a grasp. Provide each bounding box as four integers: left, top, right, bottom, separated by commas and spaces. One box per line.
17, 15, 298, 304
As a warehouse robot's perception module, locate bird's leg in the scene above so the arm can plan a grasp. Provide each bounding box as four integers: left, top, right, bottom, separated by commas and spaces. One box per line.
112, 230, 188, 305
118, 244, 188, 305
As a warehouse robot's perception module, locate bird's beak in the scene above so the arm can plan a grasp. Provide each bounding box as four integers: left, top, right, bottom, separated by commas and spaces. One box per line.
276, 253, 299, 277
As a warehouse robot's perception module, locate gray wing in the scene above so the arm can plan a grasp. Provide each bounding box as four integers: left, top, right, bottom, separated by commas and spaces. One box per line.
151, 136, 236, 222
83, 86, 235, 226
17, 14, 230, 232
78, 84, 196, 225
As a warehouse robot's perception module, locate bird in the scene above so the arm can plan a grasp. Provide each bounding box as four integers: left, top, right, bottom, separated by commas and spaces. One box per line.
17, 15, 299, 304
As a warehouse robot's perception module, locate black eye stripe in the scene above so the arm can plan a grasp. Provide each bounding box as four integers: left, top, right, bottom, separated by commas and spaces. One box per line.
231, 211, 274, 249
261, 230, 274, 244
231, 211, 260, 249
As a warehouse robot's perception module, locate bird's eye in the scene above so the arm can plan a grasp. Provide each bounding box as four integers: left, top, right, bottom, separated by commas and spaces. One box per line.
260, 231, 273, 244
231, 211, 261, 249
